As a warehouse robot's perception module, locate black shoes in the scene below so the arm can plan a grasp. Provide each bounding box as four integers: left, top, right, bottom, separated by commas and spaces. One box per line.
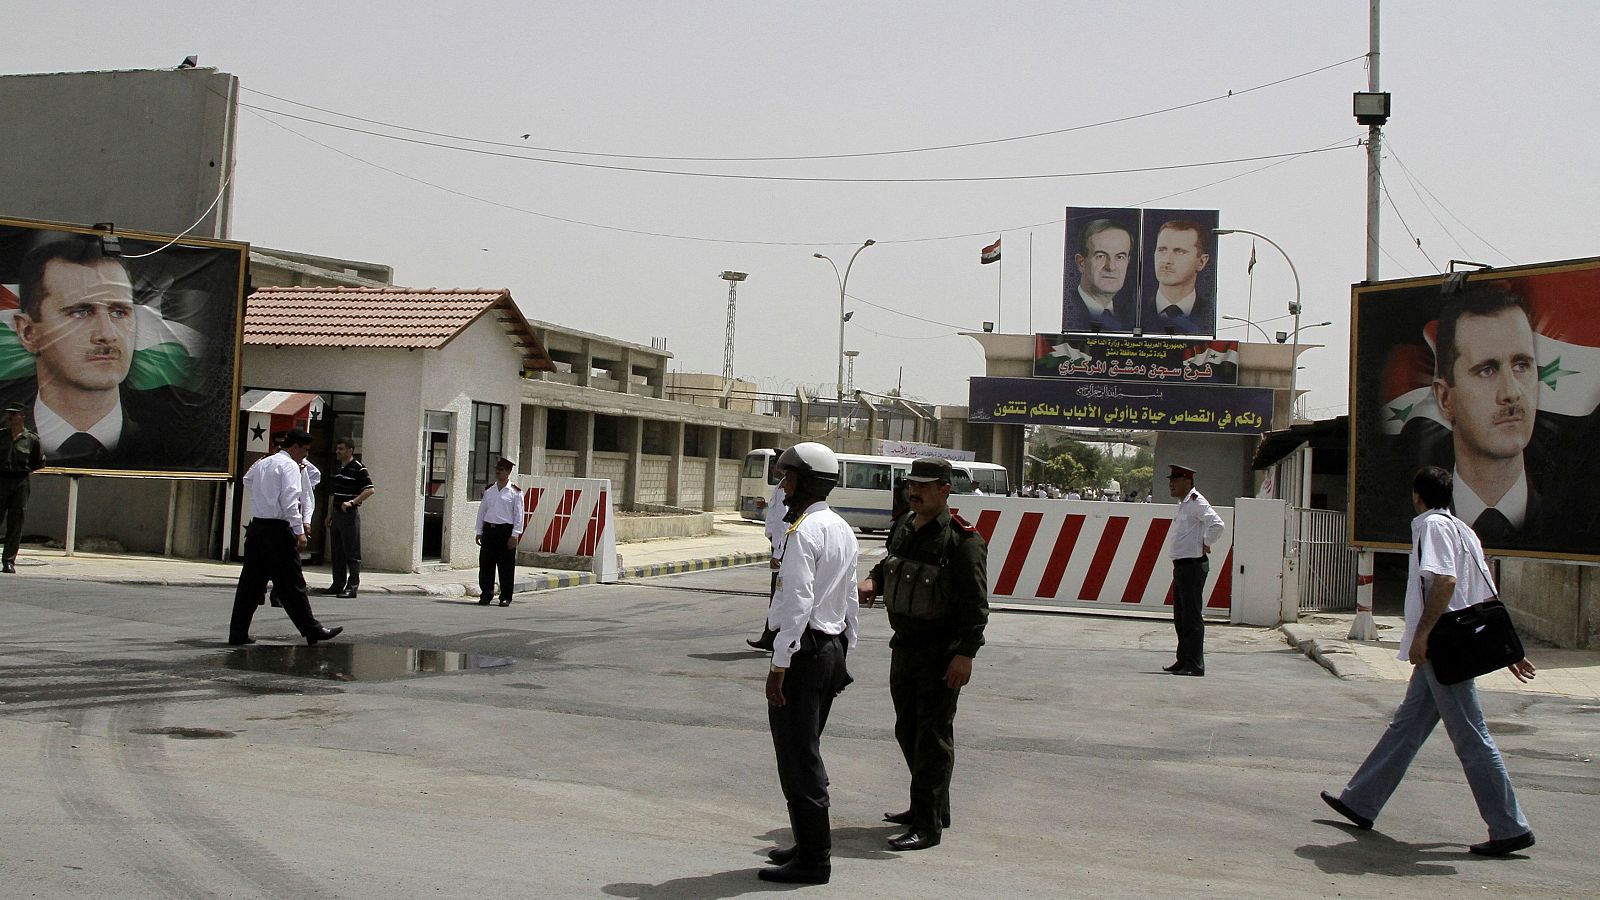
227, 636, 256, 646
766, 845, 797, 865
884, 809, 951, 829
307, 626, 344, 646
320, 586, 341, 595
746, 638, 774, 651
887, 831, 941, 851
498, 598, 511, 607
336, 589, 358, 599
478, 596, 492, 606
1162, 661, 1182, 672
1, 561, 15, 574
1469, 831, 1534, 856
1320, 791, 1373, 830
1171, 666, 1205, 677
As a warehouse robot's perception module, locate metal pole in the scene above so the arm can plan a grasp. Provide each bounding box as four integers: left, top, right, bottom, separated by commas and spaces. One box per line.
1366, 0, 1382, 282
1215, 229, 1299, 426
823, 241, 874, 442
65, 476, 79, 557
165, 480, 178, 556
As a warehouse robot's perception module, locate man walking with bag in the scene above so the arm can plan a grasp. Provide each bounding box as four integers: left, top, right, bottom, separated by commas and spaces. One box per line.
1321, 466, 1536, 856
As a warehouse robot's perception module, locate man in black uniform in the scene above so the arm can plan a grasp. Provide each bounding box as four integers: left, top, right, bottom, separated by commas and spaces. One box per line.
858, 456, 989, 852
323, 436, 375, 598
1, 401, 45, 573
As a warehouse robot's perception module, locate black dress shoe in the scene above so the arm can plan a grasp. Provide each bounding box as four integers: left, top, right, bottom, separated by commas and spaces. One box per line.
884, 809, 951, 828
1171, 666, 1205, 677
227, 637, 256, 646
1162, 661, 1183, 672
887, 831, 940, 851
336, 589, 358, 599
1320, 791, 1373, 830
746, 638, 774, 651
307, 626, 344, 646
320, 586, 341, 595
478, 597, 491, 606
1, 562, 15, 574
1469, 831, 1534, 856
498, 598, 511, 607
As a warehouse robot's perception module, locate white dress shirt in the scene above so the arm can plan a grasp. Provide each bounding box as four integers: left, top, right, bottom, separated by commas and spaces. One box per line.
764, 483, 788, 552
33, 396, 123, 455
476, 481, 525, 537
1077, 285, 1117, 317
1398, 508, 1497, 660
768, 500, 860, 668
1451, 466, 1528, 530
243, 450, 312, 535
1169, 488, 1224, 559
1153, 289, 1198, 317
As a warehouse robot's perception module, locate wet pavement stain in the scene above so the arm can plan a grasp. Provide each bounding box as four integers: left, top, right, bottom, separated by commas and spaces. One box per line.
132, 726, 235, 739
208, 643, 514, 682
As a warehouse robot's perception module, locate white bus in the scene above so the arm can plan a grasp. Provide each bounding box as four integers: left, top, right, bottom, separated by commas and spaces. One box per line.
739, 448, 1009, 531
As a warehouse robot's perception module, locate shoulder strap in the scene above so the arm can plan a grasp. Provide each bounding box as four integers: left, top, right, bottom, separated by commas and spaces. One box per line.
1442, 513, 1498, 599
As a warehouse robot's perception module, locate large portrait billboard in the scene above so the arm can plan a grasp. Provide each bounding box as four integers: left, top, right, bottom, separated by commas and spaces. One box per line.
1350, 259, 1600, 559
1062, 207, 1219, 337
0, 217, 247, 477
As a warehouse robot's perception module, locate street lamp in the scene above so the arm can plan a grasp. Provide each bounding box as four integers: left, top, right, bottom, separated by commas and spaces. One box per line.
1214, 228, 1301, 425
814, 239, 875, 435
1220, 314, 1273, 343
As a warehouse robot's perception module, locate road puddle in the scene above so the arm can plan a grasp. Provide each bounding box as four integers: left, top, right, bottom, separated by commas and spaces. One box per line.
211, 643, 514, 682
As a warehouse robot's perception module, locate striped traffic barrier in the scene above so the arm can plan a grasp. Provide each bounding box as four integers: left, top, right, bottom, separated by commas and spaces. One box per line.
518, 476, 619, 583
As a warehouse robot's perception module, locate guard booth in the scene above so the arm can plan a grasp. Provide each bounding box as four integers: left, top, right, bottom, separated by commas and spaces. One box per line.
230, 389, 323, 561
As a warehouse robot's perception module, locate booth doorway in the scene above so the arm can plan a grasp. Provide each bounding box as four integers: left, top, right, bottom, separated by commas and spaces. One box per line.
422, 411, 452, 562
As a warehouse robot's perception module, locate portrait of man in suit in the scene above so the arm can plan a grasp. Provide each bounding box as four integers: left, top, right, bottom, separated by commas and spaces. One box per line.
3, 235, 201, 468
1063, 217, 1137, 333
1431, 287, 1542, 543
1142, 219, 1214, 335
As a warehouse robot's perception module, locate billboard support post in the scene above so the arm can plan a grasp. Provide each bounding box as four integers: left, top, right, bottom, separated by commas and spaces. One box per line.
64, 476, 79, 557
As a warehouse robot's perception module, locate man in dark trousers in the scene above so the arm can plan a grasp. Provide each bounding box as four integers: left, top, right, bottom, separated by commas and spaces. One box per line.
0, 401, 44, 573
858, 456, 988, 852
474, 457, 524, 606
759, 442, 858, 885
324, 436, 375, 598
1164, 464, 1224, 676
229, 427, 343, 646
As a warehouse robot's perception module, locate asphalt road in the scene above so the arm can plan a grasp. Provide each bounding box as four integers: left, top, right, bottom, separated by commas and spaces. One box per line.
1, 567, 1596, 898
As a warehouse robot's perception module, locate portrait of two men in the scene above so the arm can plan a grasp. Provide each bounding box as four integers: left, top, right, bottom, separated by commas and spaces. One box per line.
1061, 206, 1221, 337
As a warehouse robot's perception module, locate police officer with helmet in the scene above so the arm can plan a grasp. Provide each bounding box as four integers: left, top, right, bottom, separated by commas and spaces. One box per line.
858, 456, 988, 852
758, 442, 859, 885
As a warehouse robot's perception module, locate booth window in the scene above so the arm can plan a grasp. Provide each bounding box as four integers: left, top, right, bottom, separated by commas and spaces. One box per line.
468, 402, 505, 491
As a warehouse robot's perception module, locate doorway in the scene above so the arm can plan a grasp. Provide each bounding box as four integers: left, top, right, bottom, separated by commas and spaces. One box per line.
422, 410, 452, 562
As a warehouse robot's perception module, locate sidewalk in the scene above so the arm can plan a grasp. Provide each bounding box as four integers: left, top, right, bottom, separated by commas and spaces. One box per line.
8, 512, 774, 599
1282, 611, 1600, 701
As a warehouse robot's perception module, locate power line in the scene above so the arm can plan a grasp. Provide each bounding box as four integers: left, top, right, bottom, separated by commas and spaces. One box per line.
243, 102, 1359, 184
238, 54, 1364, 164
1384, 140, 1517, 266
1378, 169, 1440, 271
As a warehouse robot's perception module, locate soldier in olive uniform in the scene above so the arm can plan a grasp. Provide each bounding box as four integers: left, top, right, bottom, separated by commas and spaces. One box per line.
1, 401, 45, 573
858, 456, 988, 852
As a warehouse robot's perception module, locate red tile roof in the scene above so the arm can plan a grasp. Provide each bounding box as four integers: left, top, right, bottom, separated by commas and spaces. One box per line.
245, 287, 554, 371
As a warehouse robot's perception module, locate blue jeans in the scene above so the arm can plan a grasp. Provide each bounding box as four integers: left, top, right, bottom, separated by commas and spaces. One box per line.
1339, 662, 1529, 839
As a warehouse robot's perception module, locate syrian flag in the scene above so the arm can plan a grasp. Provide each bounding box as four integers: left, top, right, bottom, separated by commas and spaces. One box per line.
1182, 341, 1241, 369
1379, 272, 1600, 434
1247, 242, 1257, 275
980, 237, 1001, 265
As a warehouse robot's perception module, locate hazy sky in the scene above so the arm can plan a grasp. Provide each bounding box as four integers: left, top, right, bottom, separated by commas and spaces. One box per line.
6, 1, 1598, 417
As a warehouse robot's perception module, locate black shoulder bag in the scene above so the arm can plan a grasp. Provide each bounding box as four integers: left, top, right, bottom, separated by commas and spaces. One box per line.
1423, 515, 1525, 686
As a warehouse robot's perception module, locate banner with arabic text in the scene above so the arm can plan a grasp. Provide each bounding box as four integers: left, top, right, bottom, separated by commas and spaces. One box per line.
0, 217, 246, 477
1033, 334, 1239, 384
968, 376, 1271, 434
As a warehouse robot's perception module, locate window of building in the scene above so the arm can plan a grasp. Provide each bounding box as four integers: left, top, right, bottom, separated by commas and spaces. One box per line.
467, 402, 505, 491
683, 424, 704, 458
641, 420, 670, 455
719, 429, 735, 459
546, 409, 572, 451
593, 414, 621, 452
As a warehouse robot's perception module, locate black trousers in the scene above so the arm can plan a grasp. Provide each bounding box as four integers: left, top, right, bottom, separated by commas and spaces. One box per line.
231, 519, 322, 641
0, 475, 27, 564
479, 523, 516, 604
1172, 556, 1209, 670
889, 639, 961, 838
329, 503, 362, 590
769, 629, 850, 812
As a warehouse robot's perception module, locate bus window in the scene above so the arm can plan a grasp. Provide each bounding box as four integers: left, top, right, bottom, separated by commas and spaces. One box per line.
950, 469, 975, 493
743, 451, 776, 484
843, 461, 893, 491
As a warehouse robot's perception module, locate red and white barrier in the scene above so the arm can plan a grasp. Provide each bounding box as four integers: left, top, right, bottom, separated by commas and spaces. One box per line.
948, 497, 1234, 617
518, 476, 619, 582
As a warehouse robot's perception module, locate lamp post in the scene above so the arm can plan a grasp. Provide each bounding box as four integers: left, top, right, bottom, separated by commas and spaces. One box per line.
1214, 228, 1301, 426
1220, 314, 1273, 344
814, 239, 875, 436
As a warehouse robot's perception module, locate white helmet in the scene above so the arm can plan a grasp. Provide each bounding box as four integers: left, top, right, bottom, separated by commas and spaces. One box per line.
778, 442, 840, 499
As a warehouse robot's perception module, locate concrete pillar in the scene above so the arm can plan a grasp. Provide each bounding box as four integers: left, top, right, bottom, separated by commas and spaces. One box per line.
623, 416, 643, 510
702, 424, 722, 511
520, 404, 548, 475
665, 421, 685, 507
578, 339, 593, 388
574, 409, 594, 477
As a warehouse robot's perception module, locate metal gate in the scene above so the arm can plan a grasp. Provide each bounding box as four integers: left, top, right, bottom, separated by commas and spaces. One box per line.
1293, 508, 1358, 612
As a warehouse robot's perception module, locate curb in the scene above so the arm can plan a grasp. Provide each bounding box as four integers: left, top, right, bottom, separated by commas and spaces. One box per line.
621, 551, 769, 581
1281, 624, 1372, 680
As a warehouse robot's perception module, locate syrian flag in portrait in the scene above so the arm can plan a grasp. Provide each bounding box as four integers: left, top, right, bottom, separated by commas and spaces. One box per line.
980, 237, 1001, 265
1353, 263, 1600, 557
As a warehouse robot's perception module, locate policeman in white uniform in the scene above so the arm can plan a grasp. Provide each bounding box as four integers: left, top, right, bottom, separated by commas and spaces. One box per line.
475, 457, 525, 606
758, 442, 859, 885
1165, 463, 1224, 676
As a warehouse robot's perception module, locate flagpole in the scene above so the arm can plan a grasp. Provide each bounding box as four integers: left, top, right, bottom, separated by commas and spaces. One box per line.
1028, 231, 1034, 334
996, 247, 1003, 331
1245, 240, 1256, 339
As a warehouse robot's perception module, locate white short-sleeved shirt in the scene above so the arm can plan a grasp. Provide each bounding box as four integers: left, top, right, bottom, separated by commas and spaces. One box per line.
768, 500, 860, 668
1398, 508, 1498, 660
